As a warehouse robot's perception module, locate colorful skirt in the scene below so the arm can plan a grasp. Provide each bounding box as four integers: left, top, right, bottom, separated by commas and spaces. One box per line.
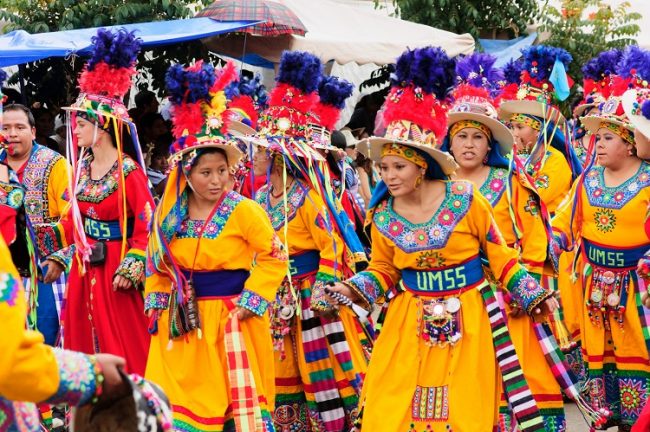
145, 297, 275, 432
271, 275, 370, 432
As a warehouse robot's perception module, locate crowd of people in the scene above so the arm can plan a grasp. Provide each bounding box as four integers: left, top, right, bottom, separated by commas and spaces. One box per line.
1, 27, 650, 432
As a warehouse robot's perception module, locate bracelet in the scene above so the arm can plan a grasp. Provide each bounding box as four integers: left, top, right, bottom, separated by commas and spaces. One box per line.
89, 355, 105, 404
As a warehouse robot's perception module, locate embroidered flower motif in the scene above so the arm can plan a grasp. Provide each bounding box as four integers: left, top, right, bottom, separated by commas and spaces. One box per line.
619, 378, 647, 418
640, 172, 649, 182
388, 221, 404, 235
428, 225, 443, 239
451, 182, 466, 194
585, 165, 650, 209
614, 191, 625, 202
593, 188, 603, 197
0, 273, 19, 306
438, 209, 454, 226
413, 229, 428, 246
594, 208, 617, 233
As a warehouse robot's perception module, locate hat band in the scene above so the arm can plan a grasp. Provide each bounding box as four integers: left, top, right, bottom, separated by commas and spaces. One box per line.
510, 114, 541, 131
599, 121, 634, 145
449, 120, 492, 140
381, 142, 427, 169
517, 84, 552, 105
385, 120, 437, 147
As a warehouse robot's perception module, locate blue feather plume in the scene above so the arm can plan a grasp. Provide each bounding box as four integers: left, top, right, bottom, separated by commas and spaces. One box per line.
318, 76, 354, 108
455, 52, 503, 88
582, 49, 623, 80
502, 59, 523, 85
389, 47, 454, 100
277, 51, 322, 93
616, 45, 650, 80
87, 28, 141, 70
0, 69, 6, 87
165, 62, 216, 105
240, 74, 269, 107
521, 45, 572, 81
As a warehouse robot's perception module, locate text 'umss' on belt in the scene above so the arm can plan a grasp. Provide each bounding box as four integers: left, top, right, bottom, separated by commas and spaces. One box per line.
180, 268, 250, 299
83, 217, 134, 240
400, 255, 484, 296
582, 239, 647, 270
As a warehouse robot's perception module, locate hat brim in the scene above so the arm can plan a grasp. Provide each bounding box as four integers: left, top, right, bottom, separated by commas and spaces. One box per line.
228, 120, 256, 137
359, 137, 458, 175
573, 103, 597, 118
239, 135, 325, 162
170, 142, 243, 168
447, 112, 514, 154
580, 114, 634, 136
498, 100, 565, 125
623, 89, 650, 139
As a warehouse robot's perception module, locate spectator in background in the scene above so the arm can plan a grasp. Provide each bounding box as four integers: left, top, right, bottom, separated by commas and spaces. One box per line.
128, 89, 159, 126
49, 114, 67, 156
138, 112, 169, 165
344, 91, 384, 138
32, 107, 61, 153
147, 138, 170, 199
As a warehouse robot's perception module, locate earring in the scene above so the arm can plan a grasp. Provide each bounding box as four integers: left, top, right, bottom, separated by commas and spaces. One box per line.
483, 155, 489, 164
415, 175, 423, 189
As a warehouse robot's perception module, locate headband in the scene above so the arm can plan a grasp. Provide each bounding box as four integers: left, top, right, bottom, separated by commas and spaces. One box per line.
510, 114, 542, 131
599, 121, 635, 145
449, 120, 492, 140
381, 142, 427, 169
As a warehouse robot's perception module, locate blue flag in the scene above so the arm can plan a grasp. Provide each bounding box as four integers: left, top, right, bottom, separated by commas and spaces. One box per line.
549, 57, 570, 101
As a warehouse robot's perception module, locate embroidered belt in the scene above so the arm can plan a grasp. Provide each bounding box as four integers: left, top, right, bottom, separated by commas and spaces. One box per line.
180, 269, 249, 299
289, 250, 320, 277
582, 239, 647, 269
83, 217, 134, 240
400, 256, 484, 296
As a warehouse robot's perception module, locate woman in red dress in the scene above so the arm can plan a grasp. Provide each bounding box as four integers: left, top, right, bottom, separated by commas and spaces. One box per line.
36, 29, 154, 375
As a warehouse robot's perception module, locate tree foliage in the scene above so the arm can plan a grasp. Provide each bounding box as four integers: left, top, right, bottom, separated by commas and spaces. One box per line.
0, 0, 216, 110
384, 0, 538, 40
538, 0, 640, 82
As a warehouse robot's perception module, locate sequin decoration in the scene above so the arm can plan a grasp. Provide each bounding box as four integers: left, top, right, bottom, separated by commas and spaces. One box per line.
76, 155, 138, 203
412, 385, 449, 421
374, 181, 473, 253
22, 144, 64, 223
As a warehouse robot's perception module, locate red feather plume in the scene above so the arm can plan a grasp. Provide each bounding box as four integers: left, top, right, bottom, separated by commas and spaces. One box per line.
78, 62, 136, 98
212, 61, 238, 93
268, 83, 318, 115
170, 102, 204, 138
312, 102, 341, 130
229, 95, 259, 128
382, 86, 448, 141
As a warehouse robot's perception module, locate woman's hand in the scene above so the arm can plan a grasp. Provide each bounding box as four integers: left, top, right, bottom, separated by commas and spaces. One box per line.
112, 274, 133, 291
324, 282, 360, 305
531, 296, 559, 322
94, 354, 130, 403
234, 307, 256, 321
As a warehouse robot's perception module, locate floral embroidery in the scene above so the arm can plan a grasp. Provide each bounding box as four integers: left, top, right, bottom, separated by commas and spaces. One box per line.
310, 273, 337, 312
76, 155, 138, 203
373, 181, 473, 253
412, 385, 449, 421
593, 208, 617, 233
0, 399, 41, 432
176, 191, 244, 239
114, 251, 146, 287
416, 251, 446, 269
0, 181, 24, 210
585, 163, 650, 209
270, 234, 288, 262
0, 273, 20, 306
238, 289, 270, 315
46, 349, 97, 406
479, 167, 508, 206
22, 145, 64, 224
256, 181, 307, 230
507, 268, 548, 314
619, 377, 647, 419
524, 195, 539, 217
346, 271, 386, 306
145, 292, 170, 310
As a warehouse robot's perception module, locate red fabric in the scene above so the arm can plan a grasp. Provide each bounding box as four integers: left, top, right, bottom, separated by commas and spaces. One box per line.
0, 205, 17, 245
633, 401, 650, 431
62, 158, 153, 375
240, 172, 267, 199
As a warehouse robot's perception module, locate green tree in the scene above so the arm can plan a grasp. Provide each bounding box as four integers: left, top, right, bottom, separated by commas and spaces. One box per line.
384, 0, 538, 40
538, 0, 640, 83
0, 0, 216, 110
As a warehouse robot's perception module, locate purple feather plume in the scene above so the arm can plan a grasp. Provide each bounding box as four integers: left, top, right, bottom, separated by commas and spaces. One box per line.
277, 51, 322, 94
390, 48, 416, 87
503, 59, 523, 85
455, 52, 503, 88
0, 69, 6, 87
318, 76, 354, 108
240, 74, 269, 108
582, 49, 623, 80
165, 62, 216, 105
521, 45, 572, 81
412, 46, 455, 99
616, 45, 650, 80
87, 28, 141, 71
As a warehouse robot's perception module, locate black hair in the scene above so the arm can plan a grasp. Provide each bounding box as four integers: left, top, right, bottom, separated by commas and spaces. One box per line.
134, 90, 157, 109
330, 130, 347, 150
107, 122, 141, 165
139, 112, 166, 131
190, 147, 229, 169
4, 104, 35, 128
